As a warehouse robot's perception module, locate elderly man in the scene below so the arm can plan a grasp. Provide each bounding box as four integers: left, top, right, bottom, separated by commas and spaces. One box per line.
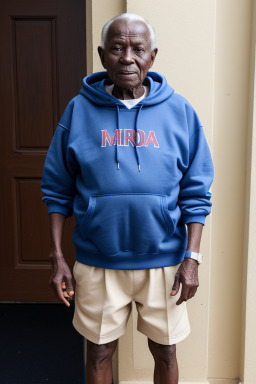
41, 13, 214, 384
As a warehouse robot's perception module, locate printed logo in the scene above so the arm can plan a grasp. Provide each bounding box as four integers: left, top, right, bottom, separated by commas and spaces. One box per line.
101, 129, 159, 148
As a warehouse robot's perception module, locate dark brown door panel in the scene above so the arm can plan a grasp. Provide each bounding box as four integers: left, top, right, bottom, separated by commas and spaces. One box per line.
0, 0, 86, 301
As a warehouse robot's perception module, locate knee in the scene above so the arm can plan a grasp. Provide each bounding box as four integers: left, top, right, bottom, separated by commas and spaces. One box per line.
148, 339, 176, 369
87, 340, 117, 370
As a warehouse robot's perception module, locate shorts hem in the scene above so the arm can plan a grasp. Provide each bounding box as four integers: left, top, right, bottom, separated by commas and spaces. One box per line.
137, 322, 191, 345
72, 318, 127, 345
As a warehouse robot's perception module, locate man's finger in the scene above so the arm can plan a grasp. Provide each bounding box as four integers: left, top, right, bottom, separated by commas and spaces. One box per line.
54, 280, 71, 307
65, 277, 74, 297
176, 285, 190, 305
171, 274, 180, 296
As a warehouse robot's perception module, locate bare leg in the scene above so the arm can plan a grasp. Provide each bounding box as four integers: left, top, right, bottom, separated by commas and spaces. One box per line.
86, 339, 118, 384
148, 338, 178, 384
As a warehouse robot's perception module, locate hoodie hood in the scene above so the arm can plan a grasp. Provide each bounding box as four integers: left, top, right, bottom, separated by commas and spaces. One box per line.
79, 71, 175, 107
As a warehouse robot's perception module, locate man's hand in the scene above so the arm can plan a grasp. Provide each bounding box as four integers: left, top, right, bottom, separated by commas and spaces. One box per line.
170, 258, 199, 305
49, 251, 75, 307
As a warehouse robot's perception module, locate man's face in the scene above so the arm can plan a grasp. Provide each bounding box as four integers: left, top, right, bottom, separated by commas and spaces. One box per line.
98, 19, 158, 91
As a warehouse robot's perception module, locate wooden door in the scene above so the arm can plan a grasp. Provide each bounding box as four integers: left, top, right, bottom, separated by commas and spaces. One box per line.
0, 0, 86, 301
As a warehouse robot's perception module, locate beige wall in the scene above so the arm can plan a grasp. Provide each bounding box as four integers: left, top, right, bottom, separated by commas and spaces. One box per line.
241, 1, 256, 383
209, 0, 251, 381
86, 1, 255, 382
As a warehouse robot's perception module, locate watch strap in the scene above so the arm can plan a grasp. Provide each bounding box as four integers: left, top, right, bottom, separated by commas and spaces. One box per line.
184, 251, 203, 264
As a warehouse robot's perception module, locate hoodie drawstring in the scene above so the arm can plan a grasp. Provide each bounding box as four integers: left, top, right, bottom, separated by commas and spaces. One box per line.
115, 105, 143, 172
134, 105, 143, 172
116, 105, 120, 170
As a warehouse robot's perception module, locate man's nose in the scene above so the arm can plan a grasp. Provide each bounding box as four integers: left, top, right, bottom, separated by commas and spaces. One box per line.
120, 48, 135, 64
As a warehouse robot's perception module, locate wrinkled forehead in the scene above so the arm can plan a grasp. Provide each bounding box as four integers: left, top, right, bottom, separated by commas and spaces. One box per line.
106, 19, 151, 45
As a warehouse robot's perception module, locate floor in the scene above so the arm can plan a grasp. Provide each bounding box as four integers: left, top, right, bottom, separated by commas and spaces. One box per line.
0, 303, 84, 384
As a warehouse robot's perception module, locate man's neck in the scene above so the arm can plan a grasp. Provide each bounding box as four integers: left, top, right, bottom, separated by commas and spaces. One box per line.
112, 84, 145, 100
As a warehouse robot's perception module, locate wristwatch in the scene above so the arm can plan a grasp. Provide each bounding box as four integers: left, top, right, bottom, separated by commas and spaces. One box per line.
184, 251, 203, 264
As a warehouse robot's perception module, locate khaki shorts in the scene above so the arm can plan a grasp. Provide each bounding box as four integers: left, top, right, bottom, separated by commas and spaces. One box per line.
72, 261, 190, 345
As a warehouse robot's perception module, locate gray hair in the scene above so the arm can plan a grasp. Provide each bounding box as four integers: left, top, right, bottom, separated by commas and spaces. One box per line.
100, 13, 157, 51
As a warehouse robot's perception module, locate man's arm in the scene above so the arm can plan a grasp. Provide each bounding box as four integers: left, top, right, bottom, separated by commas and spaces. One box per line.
49, 212, 74, 307
171, 222, 203, 305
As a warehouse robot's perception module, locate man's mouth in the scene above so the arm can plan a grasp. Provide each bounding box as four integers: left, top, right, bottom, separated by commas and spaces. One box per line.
117, 71, 136, 75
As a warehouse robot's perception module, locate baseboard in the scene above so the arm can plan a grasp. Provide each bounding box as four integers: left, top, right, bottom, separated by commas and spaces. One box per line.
208, 379, 241, 384
119, 382, 210, 384
119, 381, 242, 384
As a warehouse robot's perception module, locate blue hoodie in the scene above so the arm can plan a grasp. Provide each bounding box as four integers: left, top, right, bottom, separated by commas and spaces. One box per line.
41, 71, 214, 269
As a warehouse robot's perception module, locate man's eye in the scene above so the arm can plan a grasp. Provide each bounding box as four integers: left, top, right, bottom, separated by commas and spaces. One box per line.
135, 47, 144, 52
113, 47, 122, 51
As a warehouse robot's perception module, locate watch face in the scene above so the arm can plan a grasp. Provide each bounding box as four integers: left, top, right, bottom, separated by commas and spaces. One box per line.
191, 252, 203, 264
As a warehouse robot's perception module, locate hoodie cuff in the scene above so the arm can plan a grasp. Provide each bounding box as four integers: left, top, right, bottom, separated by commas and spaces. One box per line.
47, 204, 73, 217
183, 215, 206, 225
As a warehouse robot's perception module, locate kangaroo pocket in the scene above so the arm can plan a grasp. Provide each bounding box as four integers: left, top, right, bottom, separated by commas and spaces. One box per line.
80, 193, 180, 256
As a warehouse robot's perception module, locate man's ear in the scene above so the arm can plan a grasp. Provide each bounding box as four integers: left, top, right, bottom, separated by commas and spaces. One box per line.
150, 48, 158, 68
98, 46, 106, 68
